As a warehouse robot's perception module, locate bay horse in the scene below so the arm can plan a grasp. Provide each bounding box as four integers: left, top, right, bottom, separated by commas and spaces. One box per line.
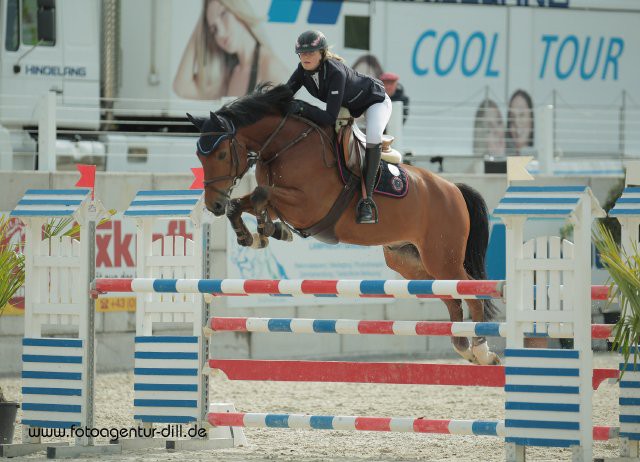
188, 83, 500, 365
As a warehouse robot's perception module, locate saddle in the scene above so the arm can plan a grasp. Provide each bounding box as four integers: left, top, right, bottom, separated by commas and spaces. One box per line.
335, 108, 402, 176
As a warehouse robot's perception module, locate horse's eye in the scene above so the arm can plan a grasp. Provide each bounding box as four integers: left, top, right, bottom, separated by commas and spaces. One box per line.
217, 151, 227, 160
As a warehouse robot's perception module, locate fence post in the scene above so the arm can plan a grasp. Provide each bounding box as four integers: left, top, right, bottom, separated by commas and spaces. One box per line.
0, 125, 13, 170
537, 104, 554, 175
37, 91, 56, 172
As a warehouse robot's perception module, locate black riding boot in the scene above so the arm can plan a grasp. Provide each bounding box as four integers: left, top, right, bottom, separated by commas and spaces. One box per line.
356, 143, 382, 224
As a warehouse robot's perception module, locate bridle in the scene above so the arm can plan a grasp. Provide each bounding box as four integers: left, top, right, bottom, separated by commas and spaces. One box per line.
197, 113, 323, 198
197, 116, 256, 199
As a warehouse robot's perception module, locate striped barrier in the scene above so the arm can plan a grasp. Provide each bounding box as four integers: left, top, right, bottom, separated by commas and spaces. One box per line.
94, 278, 505, 298
208, 412, 618, 441
206, 317, 615, 339
93, 278, 610, 301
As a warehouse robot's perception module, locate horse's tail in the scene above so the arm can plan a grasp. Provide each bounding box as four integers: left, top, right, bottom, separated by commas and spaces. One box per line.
455, 183, 499, 321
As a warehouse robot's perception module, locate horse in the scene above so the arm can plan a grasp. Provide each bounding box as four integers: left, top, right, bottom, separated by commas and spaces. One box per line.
187, 83, 500, 365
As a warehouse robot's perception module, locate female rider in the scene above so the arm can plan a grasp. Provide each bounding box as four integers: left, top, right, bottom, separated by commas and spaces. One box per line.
286, 30, 391, 225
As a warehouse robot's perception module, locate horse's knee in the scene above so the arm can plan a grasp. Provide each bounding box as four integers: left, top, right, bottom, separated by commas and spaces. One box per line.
250, 186, 270, 210
226, 198, 242, 219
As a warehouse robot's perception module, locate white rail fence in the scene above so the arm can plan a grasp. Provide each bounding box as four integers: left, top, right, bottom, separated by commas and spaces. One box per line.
0, 91, 638, 174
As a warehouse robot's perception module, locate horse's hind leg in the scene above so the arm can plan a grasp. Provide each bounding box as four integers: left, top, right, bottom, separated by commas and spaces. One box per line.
383, 245, 475, 362
416, 247, 500, 366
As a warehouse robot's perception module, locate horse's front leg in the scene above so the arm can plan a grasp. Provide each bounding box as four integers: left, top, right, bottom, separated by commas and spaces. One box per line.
226, 195, 255, 247
254, 209, 293, 243
235, 186, 272, 249
249, 186, 294, 247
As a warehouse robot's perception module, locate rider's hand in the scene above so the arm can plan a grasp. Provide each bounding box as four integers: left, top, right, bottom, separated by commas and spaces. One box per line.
287, 100, 306, 115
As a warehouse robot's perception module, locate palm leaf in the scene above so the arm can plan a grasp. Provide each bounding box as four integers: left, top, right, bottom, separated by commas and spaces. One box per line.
0, 215, 25, 317
44, 209, 117, 239
593, 222, 640, 372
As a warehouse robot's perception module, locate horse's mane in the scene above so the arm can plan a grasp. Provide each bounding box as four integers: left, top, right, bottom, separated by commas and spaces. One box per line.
217, 83, 293, 127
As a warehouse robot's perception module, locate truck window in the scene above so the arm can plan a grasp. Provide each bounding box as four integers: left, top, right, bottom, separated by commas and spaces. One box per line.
22, 0, 55, 46
5, 0, 19, 51
344, 15, 369, 50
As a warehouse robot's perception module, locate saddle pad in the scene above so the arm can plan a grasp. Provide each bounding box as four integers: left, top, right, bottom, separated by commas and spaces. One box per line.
336, 141, 409, 198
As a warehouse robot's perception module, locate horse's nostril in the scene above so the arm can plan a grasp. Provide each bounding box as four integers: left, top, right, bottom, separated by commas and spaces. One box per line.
211, 202, 226, 215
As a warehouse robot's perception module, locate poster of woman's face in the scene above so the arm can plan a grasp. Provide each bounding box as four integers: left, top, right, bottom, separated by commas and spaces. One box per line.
173, 0, 288, 100
506, 90, 534, 155
473, 99, 505, 157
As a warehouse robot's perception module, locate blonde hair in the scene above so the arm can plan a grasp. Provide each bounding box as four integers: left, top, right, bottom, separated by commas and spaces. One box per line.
193, 0, 267, 96
322, 49, 345, 63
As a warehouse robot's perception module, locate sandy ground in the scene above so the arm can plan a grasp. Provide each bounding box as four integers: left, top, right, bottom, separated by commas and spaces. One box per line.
0, 353, 621, 462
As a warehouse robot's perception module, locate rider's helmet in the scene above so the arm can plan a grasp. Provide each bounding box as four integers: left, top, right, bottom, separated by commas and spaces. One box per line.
295, 30, 328, 54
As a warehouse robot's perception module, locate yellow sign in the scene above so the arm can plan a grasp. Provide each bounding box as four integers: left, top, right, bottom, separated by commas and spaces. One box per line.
2, 297, 137, 316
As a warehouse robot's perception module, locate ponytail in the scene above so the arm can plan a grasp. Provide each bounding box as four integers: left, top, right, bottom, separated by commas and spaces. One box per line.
322, 49, 345, 63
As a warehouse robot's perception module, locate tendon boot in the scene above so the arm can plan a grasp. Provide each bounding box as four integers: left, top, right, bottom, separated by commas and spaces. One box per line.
356, 143, 382, 224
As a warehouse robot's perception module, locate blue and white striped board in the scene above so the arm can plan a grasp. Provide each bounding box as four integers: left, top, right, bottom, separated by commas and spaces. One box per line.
610, 187, 640, 217
504, 348, 584, 448
619, 361, 640, 441
494, 186, 590, 219
21, 338, 85, 429
11, 189, 91, 218
133, 336, 201, 424
124, 190, 204, 217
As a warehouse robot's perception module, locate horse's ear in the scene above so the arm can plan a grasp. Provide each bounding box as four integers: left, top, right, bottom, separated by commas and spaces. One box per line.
186, 113, 205, 131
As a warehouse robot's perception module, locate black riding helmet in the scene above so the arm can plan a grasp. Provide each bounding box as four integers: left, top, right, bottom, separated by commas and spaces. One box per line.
295, 30, 328, 54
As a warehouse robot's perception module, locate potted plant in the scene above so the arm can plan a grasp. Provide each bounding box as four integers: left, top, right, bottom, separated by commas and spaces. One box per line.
593, 221, 640, 370
0, 214, 25, 444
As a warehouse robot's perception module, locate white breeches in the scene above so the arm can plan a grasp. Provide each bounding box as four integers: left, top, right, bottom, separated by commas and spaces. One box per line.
364, 94, 392, 146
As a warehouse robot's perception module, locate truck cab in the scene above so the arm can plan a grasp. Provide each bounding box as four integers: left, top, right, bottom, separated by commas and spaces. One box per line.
1, 0, 99, 129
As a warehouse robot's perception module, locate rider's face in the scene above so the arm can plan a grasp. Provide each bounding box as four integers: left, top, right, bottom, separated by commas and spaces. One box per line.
298, 51, 322, 71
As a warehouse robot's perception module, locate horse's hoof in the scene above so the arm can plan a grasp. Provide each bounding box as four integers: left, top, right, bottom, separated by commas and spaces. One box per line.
237, 234, 253, 247
250, 233, 269, 249
284, 228, 293, 241
453, 345, 476, 363
260, 221, 275, 236
471, 342, 501, 365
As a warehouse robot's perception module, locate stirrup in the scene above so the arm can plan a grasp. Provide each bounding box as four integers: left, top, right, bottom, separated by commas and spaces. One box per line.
356, 198, 378, 224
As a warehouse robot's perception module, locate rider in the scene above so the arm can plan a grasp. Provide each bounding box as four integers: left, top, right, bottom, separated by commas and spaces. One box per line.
286, 30, 391, 225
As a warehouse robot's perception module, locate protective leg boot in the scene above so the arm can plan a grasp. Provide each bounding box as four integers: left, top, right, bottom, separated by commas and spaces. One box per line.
356, 143, 382, 224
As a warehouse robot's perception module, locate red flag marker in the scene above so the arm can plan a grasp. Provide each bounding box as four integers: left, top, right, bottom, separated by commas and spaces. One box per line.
76, 164, 96, 199
190, 167, 204, 189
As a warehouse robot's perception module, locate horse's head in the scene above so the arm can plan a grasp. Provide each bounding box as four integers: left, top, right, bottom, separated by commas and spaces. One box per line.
188, 112, 249, 216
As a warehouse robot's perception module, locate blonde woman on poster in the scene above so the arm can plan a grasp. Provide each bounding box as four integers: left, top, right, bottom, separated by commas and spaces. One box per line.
173, 0, 288, 99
